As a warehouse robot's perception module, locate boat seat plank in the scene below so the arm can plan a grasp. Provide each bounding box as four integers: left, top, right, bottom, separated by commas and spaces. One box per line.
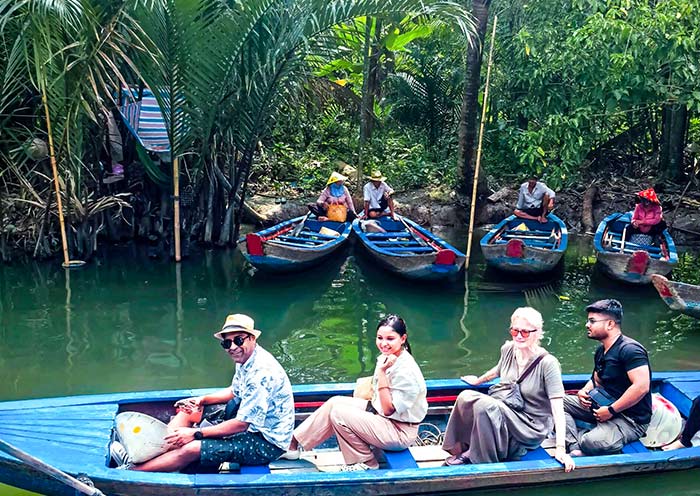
495, 239, 555, 248
277, 235, 325, 244
621, 441, 648, 454
240, 464, 271, 474
382, 247, 434, 253
266, 239, 324, 248
518, 447, 552, 461
297, 231, 337, 239
373, 241, 423, 247
505, 230, 553, 236
365, 232, 412, 239
382, 449, 419, 469
607, 239, 662, 253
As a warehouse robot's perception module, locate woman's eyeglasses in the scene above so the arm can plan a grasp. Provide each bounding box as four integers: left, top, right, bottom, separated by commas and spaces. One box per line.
220, 335, 250, 349
509, 328, 536, 337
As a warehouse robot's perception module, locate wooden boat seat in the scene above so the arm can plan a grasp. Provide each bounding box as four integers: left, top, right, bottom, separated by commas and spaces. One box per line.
504, 229, 553, 236
365, 232, 412, 239
373, 241, 423, 247
240, 464, 271, 474
382, 449, 419, 469
297, 231, 337, 240
277, 235, 326, 244
495, 239, 555, 248
517, 446, 552, 461
266, 239, 323, 248
383, 247, 434, 253
620, 440, 648, 454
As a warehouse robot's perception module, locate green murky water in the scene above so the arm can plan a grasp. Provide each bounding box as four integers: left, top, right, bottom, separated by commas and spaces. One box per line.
1, 231, 699, 495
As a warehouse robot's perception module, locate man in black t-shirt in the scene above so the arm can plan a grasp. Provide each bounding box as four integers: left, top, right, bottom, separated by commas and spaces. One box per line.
563, 299, 652, 456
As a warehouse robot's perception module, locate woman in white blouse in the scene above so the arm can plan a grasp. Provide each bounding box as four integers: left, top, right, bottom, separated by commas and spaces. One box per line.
287, 315, 427, 471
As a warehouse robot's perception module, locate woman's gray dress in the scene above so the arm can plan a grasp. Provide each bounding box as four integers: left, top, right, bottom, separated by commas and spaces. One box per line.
442, 341, 565, 463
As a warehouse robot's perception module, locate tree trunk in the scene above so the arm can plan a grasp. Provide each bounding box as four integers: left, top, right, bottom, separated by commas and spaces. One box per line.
660, 103, 688, 181
582, 185, 598, 234
458, 0, 492, 194
357, 17, 376, 184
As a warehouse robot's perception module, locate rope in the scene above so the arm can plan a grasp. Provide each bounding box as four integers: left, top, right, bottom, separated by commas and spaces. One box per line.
413, 423, 445, 447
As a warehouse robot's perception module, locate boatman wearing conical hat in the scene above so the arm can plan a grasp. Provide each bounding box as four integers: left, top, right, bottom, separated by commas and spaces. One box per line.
110, 314, 294, 472
627, 187, 666, 242
307, 171, 357, 222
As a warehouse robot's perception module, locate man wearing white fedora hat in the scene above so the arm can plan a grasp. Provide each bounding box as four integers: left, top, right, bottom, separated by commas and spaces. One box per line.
112, 313, 294, 472
363, 170, 395, 219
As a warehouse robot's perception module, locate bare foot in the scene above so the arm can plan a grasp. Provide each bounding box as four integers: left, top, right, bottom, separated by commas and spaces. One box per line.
288, 436, 298, 451
662, 439, 687, 451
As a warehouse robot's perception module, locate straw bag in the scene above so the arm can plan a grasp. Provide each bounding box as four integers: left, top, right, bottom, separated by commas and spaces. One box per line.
326, 204, 347, 222
353, 376, 374, 401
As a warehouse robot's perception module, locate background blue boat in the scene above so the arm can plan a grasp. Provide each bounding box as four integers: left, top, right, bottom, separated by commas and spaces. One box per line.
594, 212, 678, 284
237, 216, 351, 272
351, 215, 465, 280
1, 373, 699, 496
480, 214, 568, 273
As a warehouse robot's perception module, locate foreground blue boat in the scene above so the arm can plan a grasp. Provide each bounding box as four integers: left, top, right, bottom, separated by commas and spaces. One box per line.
594, 212, 678, 284
351, 215, 465, 280
1, 372, 699, 496
480, 214, 568, 273
237, 216, 351, 272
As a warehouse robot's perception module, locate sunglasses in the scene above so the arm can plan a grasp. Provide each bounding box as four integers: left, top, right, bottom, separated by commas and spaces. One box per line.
220, 335, 250, 350
509, 328, 536, 337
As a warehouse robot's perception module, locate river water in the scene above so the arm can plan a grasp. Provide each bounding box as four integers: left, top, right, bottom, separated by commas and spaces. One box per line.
1, 231, 699, 495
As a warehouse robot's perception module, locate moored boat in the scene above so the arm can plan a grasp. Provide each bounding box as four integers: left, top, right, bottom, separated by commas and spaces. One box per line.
479, 214, 568, 273
594, 212, 678, 284
237, 216, 351, 272
651, 274, 700, 319
351, 215, 465, 280
1, 373, 699, 496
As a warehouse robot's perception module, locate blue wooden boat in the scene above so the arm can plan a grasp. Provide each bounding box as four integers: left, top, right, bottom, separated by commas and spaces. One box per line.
652, 274, 700, 319
351, 215, 465, 280
594, 212, 678, 284
1, 373, 700, 496
480, 214, 568, 273
237, 216, 351, 272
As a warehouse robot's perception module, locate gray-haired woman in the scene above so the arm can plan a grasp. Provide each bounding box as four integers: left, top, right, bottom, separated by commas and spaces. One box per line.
443, 307, 574, 472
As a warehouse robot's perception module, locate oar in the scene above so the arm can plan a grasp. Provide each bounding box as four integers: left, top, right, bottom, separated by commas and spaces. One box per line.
398, 216, 429, 247
0, 438, 105, 496
291, 212, 310, 237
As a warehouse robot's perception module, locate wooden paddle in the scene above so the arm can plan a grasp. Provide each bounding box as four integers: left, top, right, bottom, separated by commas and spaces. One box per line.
291, 212, 310, 237
398, 216, 428, 247
0, 438, 105, 495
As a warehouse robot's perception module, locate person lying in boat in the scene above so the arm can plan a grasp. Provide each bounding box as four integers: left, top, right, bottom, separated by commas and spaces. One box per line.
513, 174, 556, 224
663, 395, 700, 450
308, 171, 357, 222
563, 299, 651, 456
110, 313, 295, 472
363, 170, 396, 220
443, 307, 575, 472
285, 314, 427, 472
626, 188, 667, 244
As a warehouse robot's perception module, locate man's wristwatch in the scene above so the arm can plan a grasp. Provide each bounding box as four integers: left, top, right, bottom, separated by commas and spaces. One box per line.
607, 405, 617, 416
194, 428, 204, 440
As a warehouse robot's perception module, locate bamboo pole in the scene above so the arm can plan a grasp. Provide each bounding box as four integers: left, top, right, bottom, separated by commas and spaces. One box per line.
173, 156, 181, 262
465, 15, 498, 270
41, 87, 70, 268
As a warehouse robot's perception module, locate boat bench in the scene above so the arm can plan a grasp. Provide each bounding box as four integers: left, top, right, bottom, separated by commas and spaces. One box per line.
504, 229, 553, 236
240, 464, 271, 474
365, 232, 412, 239
373, 241, 423, 247
297, 231, 337, 240
495, 239, 555, 248
277, 235, 325, 244
267, 239, 321, 248
382, 247, 434, 253
381, 449, 419, 469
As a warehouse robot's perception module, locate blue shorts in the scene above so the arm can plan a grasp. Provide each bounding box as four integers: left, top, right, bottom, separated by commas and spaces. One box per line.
200, 431, 283, 467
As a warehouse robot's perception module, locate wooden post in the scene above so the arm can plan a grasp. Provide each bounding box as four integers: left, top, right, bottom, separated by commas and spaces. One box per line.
465, 15, 498, 270
41, 88, 70, 268
173, 156, 181, 262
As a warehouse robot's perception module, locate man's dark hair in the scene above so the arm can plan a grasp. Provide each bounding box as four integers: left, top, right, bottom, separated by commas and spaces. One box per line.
585, 299, 623, 323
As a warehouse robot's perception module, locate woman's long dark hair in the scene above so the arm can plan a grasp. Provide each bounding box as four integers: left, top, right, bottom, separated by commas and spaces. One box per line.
377, 314, 411, 354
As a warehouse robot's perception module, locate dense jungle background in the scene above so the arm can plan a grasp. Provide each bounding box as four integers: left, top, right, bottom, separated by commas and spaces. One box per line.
1, 0, 699, 263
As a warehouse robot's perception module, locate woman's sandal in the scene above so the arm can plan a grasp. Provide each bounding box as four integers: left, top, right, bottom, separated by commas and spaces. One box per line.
444, 452, 471, 466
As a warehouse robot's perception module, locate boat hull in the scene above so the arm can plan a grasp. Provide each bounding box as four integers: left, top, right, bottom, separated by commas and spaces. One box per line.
593, 212, 678, 284
652, 274, 700, 318
1, 373, 699, 496
237, 217, 351, 272
480, 214, 568, 274
352, 216, 465, 281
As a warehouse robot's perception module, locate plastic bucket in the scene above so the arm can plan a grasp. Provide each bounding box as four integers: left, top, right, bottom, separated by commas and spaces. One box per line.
115, 411, 171, 463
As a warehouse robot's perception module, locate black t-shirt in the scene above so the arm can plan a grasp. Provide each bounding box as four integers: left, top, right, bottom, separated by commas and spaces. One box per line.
592, 334, 652, 424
